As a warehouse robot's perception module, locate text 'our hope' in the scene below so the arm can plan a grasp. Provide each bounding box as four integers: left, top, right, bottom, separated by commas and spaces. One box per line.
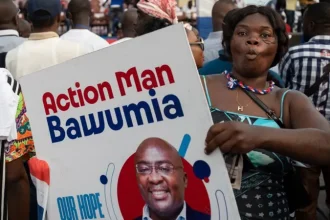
57, 193, 105, 220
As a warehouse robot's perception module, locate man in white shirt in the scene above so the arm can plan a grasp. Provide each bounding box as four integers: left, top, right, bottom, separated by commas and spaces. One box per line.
204, 0, 236, 64
0, 0, 25, 53
6, 0, 89, 79
61, 0, 109, 52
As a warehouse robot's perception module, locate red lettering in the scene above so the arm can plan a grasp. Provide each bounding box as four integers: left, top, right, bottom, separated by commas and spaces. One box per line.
56, 94, 70, 112
42, 92, 57, 115
141, 69, 158, 90
97, 82, 114, 101
155, 65, 175, 86
68, 87, 80, 108
115, 67, 142, 96
83, 86, 99, 104
75, 82, 85, 107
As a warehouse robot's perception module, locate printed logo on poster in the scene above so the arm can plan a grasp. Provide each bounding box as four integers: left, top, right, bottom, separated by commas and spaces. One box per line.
20, 24, 240, 220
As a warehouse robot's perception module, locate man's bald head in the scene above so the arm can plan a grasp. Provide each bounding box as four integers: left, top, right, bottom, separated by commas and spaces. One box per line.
68, 0, 91, 25
212, 0, 236, 32
135, 137, 183, 167
135, 138, 187, 219
18, 18, 31, 38
121, 8, 138, 38
0, 0, 19, 30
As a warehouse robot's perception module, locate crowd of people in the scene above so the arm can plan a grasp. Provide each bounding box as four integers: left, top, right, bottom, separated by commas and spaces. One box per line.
1, 0, 330, 219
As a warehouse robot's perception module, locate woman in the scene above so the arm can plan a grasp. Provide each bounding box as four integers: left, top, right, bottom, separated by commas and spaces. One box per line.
135, 0, 177, 36
135, 0, 204, 68
202, 5, 330, 219
185, 23, 204, 68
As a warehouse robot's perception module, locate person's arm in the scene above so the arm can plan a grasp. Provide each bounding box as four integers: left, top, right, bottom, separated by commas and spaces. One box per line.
279, 50, 294, 88
6, 158, 30, 220
261, 90, 330, 165
5, 91, 35, 220
204, 90, 330, 166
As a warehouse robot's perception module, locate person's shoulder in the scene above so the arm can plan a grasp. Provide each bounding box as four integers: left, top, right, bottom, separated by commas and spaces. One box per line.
199, 58, 231, 76
58, 38, 91, 55
286, 40, 320, 56
186, 204, 210, 220
86, 31, 109, 47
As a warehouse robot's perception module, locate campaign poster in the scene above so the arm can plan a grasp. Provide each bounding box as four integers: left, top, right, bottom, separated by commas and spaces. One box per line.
20, 24, 240, 220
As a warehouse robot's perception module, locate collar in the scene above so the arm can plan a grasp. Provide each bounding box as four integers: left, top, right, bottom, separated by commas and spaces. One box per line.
308, 35, 330, 44
207, 31, 223, 40
74, 24, 90, 30
142, 202, 186, 220
0, 30, 19, 37
29, 32, 59, 40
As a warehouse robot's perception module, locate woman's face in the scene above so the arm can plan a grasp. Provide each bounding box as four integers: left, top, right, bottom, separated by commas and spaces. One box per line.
230, 13, 278, 77
187, 30, 204, 68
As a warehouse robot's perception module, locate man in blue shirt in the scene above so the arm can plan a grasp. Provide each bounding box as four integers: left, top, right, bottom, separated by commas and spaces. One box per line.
103, 0, 124, 36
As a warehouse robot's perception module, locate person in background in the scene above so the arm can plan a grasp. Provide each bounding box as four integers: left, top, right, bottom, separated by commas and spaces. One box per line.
61, 0, 109, 52
182, 0, 197, 22
0, 0, 25, 53
18, 1, 28, 20
135, 0, 178, 37
103, 0, 124, 36
285, 0, 297, 31
5, 0, 89, 79
60, 2, 70, 33
199, 6, 284, 88
0, 68, 35, 220
185, 23, 204, 69
202, 5, 330, 219
204, 0, 237, 64
279, 3, 330, 219
18, 18, 31, 38
115, 8, 138, 43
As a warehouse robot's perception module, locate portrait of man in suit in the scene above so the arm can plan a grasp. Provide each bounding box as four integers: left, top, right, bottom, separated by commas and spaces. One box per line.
134, 137, 210, 220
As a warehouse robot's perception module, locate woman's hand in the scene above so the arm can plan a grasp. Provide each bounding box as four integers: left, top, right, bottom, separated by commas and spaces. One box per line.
204, 121, 265, 155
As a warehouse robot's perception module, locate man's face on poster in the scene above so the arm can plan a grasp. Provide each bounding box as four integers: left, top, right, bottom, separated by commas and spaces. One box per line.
135, 141, 187, 215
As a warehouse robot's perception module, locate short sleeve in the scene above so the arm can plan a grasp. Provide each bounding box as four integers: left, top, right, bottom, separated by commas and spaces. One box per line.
279, 51, 294, 88
5, 92, 35, 163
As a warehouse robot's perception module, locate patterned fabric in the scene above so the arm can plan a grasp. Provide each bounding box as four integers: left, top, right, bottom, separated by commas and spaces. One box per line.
225, 72, 275, 95
279, 35, 330, 120
137, 0, 178, 24
211, 109, 292, 220
5, 77, 35, 162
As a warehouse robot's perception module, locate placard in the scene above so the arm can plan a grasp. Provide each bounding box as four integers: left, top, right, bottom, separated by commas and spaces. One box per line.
20, 24, 240, 220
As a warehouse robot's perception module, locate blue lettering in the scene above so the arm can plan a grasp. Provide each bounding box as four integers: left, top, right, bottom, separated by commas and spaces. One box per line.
47, 116, 65, 143
80, 112, 105, 136
77, 195, 87, 219
58, 198, 67, 220
163, 94, 184, 119
66, 118, 82, 140
123, 101, 154, 127
46, 92, 185, 143
95, 193, 105, 218
84, 194, 93, 219
57, 196, 78, 220
105, 108, 123, 130
149, 89, 163, 121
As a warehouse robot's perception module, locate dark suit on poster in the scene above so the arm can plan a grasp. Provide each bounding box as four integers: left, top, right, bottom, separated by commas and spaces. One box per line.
134, 204, 211, 220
